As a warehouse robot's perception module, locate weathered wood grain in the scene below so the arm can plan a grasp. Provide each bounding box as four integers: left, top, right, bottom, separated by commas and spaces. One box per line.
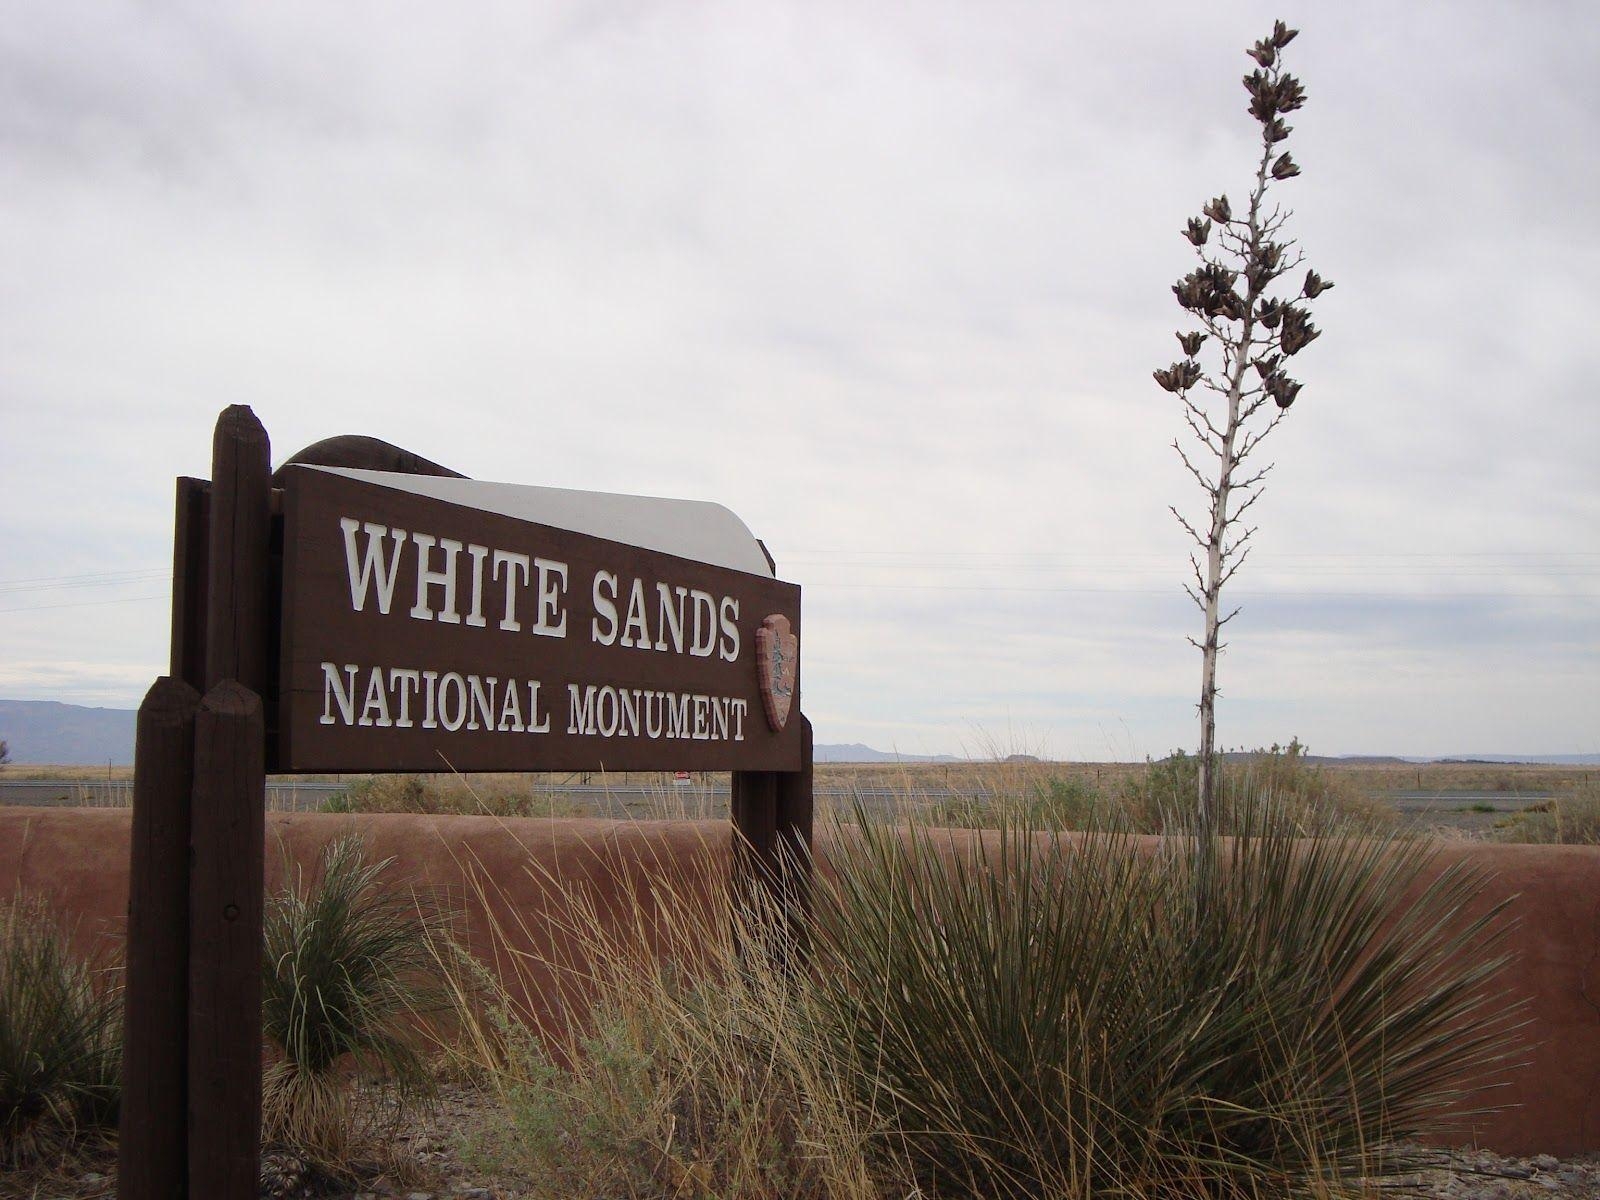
187, 681, 265, 1200
119, 675, 200, 1200
205, 405, 271, 694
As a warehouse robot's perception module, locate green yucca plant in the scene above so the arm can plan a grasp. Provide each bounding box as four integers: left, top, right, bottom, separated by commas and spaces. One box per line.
0, 897, 121, 1166
810, 796, 1523, 1199
262, 835, 445, 1176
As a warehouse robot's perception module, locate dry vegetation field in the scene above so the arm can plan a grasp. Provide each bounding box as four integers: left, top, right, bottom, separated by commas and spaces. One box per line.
6, 754, 1597, 843
817, 757, 1591, 797
15, 757, 1591, 787
5, 754, 1599, 1197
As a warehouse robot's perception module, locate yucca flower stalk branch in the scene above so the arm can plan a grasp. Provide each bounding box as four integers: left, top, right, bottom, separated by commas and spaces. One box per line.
1157, 20, 1332, 828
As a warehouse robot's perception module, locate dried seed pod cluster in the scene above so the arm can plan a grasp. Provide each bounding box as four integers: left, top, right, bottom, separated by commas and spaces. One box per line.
1156, 20, 1330, 412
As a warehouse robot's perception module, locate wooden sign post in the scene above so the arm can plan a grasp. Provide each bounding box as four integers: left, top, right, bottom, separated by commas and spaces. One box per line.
120, 406, 810, 1198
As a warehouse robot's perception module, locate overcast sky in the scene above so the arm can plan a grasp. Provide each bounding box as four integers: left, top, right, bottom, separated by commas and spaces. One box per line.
2, 1, 1595, 761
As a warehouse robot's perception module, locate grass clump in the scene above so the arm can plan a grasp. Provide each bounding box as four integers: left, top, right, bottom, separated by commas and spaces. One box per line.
928, 774, 1103, 831
457, 856, 882, 1200
262, 835, 447, 1182
933, 739, 1384, 835
0, 897, 120, 1167
325, 774, 586, 819
810, 798, 1520, 1198
458, 796, 1521, 1199
1494, 781, 1600, 844
1117, 740, 1386, 833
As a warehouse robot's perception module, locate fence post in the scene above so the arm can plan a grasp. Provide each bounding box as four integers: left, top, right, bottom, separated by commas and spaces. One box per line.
119, 676, 201, 1200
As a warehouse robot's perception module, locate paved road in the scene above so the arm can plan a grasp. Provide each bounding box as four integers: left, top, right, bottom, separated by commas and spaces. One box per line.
0, 778, 348, 810
1385, 790, 1555, 834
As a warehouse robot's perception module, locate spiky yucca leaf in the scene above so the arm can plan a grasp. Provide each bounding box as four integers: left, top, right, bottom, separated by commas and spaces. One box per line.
0, 897, 121, 1165
810, 796, 1522, 1199
262, 835, 445, 1173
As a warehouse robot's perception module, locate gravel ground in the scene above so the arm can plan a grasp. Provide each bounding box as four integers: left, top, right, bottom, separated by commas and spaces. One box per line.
7, 1086, 1598, 1199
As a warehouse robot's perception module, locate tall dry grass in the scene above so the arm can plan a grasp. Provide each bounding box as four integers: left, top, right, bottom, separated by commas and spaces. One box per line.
925, 740, 1387, 834
1493, 781, 1600, 845
0, 897, 120, 1167
440, 825, 886, 1199
441, 791, 1522, 1199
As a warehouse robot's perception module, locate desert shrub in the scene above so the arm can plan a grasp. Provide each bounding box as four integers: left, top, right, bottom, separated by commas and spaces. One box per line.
325, 775, 432, 814
1117, 747, 1202, 827
1494, 782, 1600, 844
810, 797, 1521, 1199
327, 774, 584, 819
318, 789, 356, 814
262, 836, 446, 1180
929, 775, 1107, 831
0, 897, 121, 1166
929, 741, 1379, 835
473, 980, 867, 1199
1118, 740, 1386, 834
457, 796, 1519, 1199
458, 860, 882, 1199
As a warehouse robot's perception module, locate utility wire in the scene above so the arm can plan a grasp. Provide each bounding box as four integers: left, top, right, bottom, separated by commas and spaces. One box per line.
0, 594, 168, 615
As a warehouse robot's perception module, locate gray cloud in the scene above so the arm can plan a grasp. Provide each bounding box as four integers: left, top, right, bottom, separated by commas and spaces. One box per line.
2, 0, 1595, 758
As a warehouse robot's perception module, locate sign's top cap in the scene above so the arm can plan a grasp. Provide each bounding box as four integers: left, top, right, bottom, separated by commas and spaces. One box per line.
300, 466, 776, 578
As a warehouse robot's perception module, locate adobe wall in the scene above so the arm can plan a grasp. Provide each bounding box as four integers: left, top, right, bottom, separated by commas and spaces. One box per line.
2, 807, 1596, 1156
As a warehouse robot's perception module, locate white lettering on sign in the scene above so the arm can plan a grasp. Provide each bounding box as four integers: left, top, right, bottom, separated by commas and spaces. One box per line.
492, 550, 531, 631
591, 570, 619, 645
586, 572, 740, 660
318, 661, 741, 743
340, 520, 407, 614
337, 516, 585, 641
651, 583, 683, 652
565, 682, 747, 742
718, 597, 740, 662
531, 559, 568, 638
335, 515, 744, 662
321, 662, 555, 735
321, 662, 358, 725
410, 534, 464, 624
464, 544, 491, 628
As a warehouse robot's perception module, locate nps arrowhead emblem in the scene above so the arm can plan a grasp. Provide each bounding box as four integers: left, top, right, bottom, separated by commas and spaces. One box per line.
755, 613, 798, 732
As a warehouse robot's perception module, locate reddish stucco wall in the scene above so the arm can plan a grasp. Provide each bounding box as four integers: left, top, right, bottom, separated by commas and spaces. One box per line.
3, 807, 1596, 1156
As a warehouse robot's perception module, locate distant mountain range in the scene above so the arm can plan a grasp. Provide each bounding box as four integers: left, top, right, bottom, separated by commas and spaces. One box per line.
0, 699, 138, 766
0, 699, 1594, 768
813, 743, 960, 763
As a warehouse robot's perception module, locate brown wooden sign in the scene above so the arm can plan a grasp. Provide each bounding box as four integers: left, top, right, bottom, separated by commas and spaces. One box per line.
275, 465, 803, 773
123, 409, 812, 1200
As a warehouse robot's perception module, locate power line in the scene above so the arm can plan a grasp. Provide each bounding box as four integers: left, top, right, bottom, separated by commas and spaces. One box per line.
788, 563, 1600, 577
0, 594, 168, 615
0, 567, 170, 586
0, 568, 168, 593
812, 583, 1599, 599
786, 549, 1600, 558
